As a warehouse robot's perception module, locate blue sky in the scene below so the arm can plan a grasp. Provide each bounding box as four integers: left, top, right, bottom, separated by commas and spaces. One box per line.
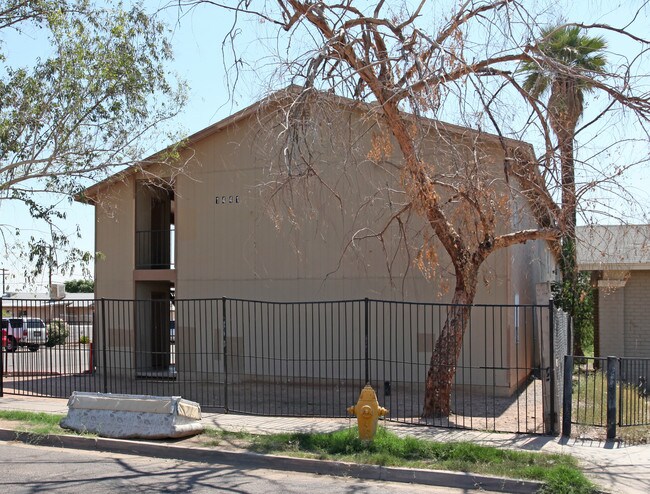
2, 0, 649, 291
1, 1, 255, 291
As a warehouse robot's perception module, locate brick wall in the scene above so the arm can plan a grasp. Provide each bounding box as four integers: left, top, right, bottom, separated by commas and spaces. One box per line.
599, 270, 650, 358
599, 285, 625, 357
623, 271, 650, 357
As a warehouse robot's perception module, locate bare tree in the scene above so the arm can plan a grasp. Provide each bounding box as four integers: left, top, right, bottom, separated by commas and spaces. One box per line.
173, 0, 650, 417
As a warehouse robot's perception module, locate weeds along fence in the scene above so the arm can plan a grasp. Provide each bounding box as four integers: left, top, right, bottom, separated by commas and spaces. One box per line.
563, 356, 650, 440
1, 297, 560, 434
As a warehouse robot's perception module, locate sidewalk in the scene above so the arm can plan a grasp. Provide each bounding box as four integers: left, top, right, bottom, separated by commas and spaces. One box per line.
1, 394, 649, 493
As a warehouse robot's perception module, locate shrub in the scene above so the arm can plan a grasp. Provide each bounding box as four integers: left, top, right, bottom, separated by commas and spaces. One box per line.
46, 319, 69, 347
79, 335, 90, 344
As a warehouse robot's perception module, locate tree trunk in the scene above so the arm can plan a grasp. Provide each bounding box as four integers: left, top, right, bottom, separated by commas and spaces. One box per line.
422, 271, 478, 418
549, 82, 581, 354
558, 129, 582, 355
560, 138, 577, 242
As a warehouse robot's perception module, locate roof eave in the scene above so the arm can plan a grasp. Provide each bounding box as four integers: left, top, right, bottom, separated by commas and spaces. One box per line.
78, 85, 532, 202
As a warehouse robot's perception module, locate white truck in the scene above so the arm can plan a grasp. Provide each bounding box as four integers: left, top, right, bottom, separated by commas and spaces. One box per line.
1, 317, 47, 352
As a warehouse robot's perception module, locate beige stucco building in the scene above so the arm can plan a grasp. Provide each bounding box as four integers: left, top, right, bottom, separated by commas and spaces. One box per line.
81, 90, 556, 396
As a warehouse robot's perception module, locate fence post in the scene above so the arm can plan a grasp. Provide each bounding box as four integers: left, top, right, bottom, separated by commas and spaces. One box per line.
548, 300, 556, 434
364, 297, 369, 385
100, 298, 108, 394
222, 297, 229, 413
562, 354, 573, 437
607, 356, 618, 440
0, 295, 3, 398
567, 317, 573, 356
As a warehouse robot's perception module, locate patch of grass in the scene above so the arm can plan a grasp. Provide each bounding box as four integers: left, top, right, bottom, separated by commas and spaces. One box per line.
572, 366, 650, 442
245, 427, 595, 494
572, 369, 608, 426
0, 410, 79, 436
537, 466, 597, 494
573, 367, 650, 424
0, 411, 595, 493
0, 410, 64, 426
200, 427, 253, 447
0, 410, 97, 437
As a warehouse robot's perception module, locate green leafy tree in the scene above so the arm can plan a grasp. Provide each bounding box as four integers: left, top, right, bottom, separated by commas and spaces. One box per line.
553, 271, 595, 357
0, 1, 186, 281
522, 26, 606, 355
64, 279, 94, 293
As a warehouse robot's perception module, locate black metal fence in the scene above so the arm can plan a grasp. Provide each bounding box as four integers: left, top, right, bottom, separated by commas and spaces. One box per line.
620, 357, 650, 427
562, 355, 650, 440
2, 297, 558, 434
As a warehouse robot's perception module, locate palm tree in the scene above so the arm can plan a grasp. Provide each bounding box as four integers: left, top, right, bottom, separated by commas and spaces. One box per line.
522, 25, 606, 355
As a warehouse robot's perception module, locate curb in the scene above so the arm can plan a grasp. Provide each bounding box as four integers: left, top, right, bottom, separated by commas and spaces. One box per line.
0, 428, 543, 493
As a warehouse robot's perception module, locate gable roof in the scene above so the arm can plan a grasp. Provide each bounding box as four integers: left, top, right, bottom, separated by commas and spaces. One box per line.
2, 291, 95, 309
577, 224, 650, 270
78, 86, 534, 203
78, 90, 270, 203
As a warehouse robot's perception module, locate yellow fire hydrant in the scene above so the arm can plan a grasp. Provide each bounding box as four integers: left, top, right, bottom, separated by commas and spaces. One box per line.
347, 384, 388, 441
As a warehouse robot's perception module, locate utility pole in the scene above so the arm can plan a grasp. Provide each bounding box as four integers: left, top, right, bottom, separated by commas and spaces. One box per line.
0, 268, 8, 294
48, 245, 53, 290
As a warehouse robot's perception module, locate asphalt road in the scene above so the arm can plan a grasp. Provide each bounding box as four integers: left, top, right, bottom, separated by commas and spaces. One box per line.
2, 344, 92, 375
0, 440, 499, 494
2, 331, 178, 376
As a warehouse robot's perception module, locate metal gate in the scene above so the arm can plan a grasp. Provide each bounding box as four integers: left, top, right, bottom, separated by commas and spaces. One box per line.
562, 356, 650, 440
2, 297, 559, 434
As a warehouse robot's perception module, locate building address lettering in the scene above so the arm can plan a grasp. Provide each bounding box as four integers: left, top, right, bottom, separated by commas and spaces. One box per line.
215, 195, 240, 205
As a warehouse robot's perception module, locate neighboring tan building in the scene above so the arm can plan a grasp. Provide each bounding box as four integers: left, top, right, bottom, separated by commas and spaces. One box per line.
79, 89, 556, 395
1, 289, 94, 343
577, 224, 650, 360
2, 289, 94, 325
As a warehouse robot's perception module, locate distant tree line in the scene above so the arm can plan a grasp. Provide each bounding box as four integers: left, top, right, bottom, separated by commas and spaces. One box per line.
64, 279, 94, 293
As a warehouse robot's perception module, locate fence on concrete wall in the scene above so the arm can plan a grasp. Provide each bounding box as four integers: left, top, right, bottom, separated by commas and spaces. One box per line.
2, 297, 562, 435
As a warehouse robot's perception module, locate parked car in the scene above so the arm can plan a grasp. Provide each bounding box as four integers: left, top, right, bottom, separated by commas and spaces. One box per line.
1, 319, 16, 352
2, 317, 47, 352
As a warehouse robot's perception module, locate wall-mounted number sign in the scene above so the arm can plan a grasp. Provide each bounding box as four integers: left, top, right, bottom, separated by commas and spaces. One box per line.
215, 195, 240, 205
